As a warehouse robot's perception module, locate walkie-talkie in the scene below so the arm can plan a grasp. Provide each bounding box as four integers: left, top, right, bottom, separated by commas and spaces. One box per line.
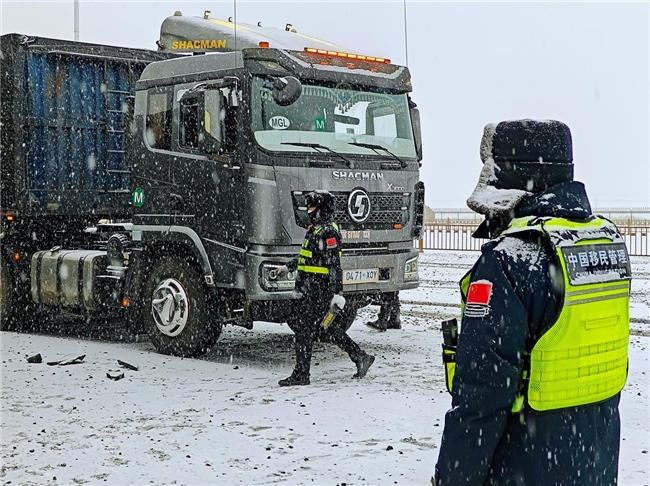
320, 303, 341, 329
442, 318, 459, 348
441, 318, 459, 394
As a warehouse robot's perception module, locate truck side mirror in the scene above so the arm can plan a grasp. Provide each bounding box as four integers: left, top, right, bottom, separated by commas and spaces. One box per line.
410, 106, 423, 162
271, 76, 302, 106
198, 90, 223, 154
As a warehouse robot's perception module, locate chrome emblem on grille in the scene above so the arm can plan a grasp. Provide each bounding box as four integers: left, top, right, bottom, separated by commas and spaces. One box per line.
347, 189, 371, 223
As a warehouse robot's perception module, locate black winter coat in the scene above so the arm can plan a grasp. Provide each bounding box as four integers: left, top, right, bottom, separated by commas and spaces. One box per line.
288, 221, 343, 300
435, 182, 621, 486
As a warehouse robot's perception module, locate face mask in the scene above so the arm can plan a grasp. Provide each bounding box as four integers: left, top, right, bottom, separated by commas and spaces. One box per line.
308, 206, 319, 224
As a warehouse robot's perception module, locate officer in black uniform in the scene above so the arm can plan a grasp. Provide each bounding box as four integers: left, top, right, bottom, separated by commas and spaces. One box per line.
277, 190, 375, 386
433, 119, 631, 486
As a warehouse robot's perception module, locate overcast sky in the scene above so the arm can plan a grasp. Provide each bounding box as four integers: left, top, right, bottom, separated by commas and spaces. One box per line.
2, 1, 648, 209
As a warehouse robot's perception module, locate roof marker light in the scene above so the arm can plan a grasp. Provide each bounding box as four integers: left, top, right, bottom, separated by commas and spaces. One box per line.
304, 47, 390, 64
259, 41, 270, 48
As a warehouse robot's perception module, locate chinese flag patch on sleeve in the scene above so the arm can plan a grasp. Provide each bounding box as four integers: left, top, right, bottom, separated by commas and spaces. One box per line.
467, 281, 493, 305
326, 237, 338, 249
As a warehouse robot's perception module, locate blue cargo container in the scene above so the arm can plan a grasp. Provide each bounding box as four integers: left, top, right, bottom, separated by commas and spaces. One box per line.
1, 34, 176, 219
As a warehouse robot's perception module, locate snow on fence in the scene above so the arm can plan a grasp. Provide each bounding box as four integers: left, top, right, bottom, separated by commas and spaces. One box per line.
418, 222, 649, 256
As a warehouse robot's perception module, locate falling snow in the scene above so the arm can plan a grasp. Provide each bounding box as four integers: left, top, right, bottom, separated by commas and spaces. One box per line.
1, 250, 648, 485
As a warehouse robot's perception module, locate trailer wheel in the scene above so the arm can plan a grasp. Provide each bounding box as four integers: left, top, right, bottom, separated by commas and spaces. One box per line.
143, 256, 216, 357
0, 256, 16, 331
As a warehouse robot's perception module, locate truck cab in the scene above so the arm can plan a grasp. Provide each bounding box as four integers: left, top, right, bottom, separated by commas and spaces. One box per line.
126, 13, 424, 350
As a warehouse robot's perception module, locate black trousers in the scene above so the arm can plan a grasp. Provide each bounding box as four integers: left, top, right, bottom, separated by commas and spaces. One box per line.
291, 293, 362, 377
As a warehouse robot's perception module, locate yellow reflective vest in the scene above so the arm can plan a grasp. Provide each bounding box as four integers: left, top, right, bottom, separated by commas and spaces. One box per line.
447, 215, 631, 412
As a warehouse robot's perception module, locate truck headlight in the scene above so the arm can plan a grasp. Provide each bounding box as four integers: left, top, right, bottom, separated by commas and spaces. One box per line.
404, 256, 418, 282
260, 263, 297, 291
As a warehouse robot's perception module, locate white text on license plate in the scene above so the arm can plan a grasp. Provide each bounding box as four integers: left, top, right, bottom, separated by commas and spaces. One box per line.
343, 268, 379, 284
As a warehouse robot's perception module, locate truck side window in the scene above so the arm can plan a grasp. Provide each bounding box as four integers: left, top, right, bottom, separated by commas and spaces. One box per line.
146, 91, 172, 150
179, 97, 200, 149
178, 89, 228, 153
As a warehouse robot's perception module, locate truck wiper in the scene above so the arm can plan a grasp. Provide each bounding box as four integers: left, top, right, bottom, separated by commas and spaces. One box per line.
281, 142, 352, 168
347, 141, 407, 168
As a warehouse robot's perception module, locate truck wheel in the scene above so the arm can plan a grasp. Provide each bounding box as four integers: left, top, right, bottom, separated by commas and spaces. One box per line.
0, 256, 16, 331
143, 256, 215, 357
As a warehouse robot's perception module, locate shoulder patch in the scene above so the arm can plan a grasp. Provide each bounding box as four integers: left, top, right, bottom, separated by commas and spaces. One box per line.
326, 237, 338, 249
465, 280, 493, 318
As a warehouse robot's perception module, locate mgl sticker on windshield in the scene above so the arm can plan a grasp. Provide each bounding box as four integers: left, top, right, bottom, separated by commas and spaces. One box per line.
269, 116, 290, 130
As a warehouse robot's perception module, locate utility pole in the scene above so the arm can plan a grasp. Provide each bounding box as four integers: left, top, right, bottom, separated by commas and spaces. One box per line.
403, 0, 408, 67
74, 0, 79, 41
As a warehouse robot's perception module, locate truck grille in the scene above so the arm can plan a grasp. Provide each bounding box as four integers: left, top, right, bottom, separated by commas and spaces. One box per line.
333, 192, 409, 228
292, 191, 411, 230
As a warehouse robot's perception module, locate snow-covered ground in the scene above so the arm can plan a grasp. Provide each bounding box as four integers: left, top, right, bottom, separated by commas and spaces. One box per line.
1, 251, 648, 486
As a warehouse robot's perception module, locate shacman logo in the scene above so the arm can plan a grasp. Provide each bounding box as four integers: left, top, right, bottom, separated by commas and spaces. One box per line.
171, 39, 227, 50
332, 171, 384, 181
347, 188, 371, 223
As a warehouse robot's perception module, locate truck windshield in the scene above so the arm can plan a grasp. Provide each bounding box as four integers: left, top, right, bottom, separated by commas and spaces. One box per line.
251, 77, 417, 159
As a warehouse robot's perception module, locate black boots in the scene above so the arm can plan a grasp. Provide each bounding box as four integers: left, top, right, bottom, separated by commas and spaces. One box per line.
353, 352, 376, 379
365, 317, 387, 332
278, 373, 310, 387
279, 353, 375, 385
365, 301, 401, 331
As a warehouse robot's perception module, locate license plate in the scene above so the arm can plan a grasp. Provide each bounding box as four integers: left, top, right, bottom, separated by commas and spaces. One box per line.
343, 268, 379, 284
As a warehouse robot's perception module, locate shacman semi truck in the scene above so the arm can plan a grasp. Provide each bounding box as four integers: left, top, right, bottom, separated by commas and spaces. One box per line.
0, 11, 425, 357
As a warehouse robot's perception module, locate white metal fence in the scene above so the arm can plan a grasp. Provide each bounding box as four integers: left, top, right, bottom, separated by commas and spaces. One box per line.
418, 222, 649, 256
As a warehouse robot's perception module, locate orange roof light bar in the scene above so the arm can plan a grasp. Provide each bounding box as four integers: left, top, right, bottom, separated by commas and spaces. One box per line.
304, 47, 390, 64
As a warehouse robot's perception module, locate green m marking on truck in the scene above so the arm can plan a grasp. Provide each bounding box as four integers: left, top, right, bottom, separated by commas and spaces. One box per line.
132, 188, 145, 207
314, 117, 326, 132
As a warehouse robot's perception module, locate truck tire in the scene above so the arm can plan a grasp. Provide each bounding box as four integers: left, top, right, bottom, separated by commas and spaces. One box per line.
1, 255, 48, 333
143, 256, 217, 357
0, 256, 16, 331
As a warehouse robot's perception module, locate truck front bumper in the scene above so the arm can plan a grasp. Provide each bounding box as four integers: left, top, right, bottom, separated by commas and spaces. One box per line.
242, 247, 419, 301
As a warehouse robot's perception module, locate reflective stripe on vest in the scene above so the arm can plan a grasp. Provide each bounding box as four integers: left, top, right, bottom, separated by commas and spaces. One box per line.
501, 216, 631, 411
459, 270, 472, 318
443, 271, 470, 396
297, 264, 329, 274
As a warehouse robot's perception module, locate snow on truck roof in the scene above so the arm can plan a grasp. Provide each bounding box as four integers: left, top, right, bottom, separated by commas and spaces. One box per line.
157, 11, 351, 54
